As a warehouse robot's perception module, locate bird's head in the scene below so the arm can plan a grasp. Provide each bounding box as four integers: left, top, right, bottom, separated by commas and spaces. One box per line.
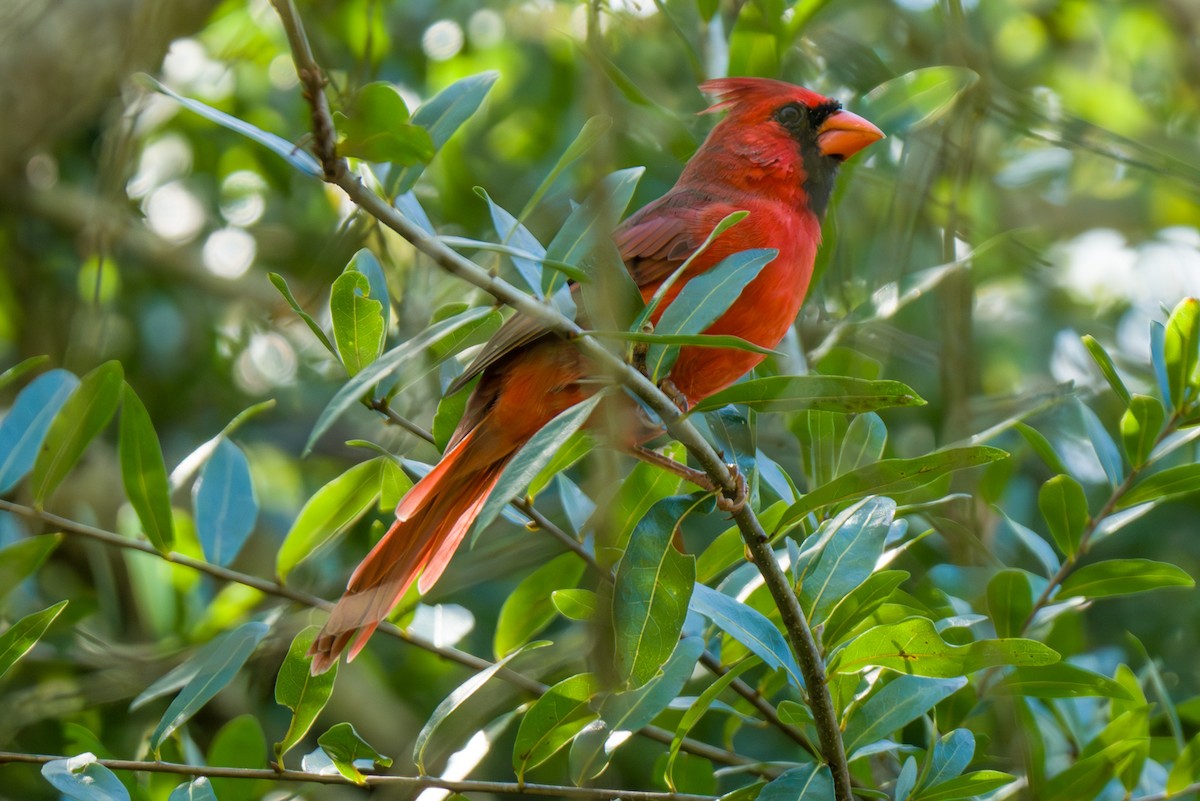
690, 77, 884, 217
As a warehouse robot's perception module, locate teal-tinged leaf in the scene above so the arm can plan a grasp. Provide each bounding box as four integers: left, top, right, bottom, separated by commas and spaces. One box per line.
663, 659, 756, 791
843, 675, 967, 754
861, 66, 979, 131
1059, 558, 1193, 599
839, 413, 887, 476
305, 307, 491, 455
987, 569, 1034, 639
645, 249, 776, 381
414, 641, 547, 773
193, 439, 257, 566
30, 361, 122, 505
1119, 463, 1200, 508
545, 167, 644, 282
830, 616, 1058, 677
131, 625, 256, 711
822, 570, 909, 648
144, 75, 321, 176
476, 187, 545, 294
779, 447, 1007, 532
923, 729, 975, 788
118, 384, 174, 552
1120, 394, 1165, 468
1164, 298, 1200, 410
512, 672, 599, 780
336, 82, 434, 165
690, 583, 805, 690
349, 249, 391, 336
758, 764, 834, 801
914, 771, 1015, 801
0, 368, 79, 494
395, 191, 436, 236
0, 534, 62, 605
798, 496, 896, 624
895, 757, 918, 801
0, 600, 68, 680
552, 588, 598, 621
598, 443, 684, 568
41, 753, 130, 801
150, 621, 269, 752
991, 663, 1132, 699
389, 71, 499, 194
994, 507, 1060, 577
208, 714, 270, 801
269, 273, 337, 355
613, 496, 699, 688
0, 355, 49, 392
472, 393, 605, 542
1081, 335, 1132, 406
317, 722, 393, 785
494, 553, 586, 658
1037, 474, 1087, 557
1078, 401, 1123, 486
1015, 422, 1068, 475
167, 778, 218, 801
1151, 320, 1172, 406
520, 115, 613, 219
691, 376, 925, 415
330, 271, 385, 376
276, 457, 384, 579
274, 626, 338, 765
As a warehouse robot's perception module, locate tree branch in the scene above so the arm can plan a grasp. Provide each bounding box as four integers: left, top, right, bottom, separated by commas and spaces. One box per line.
0, 751, 715, 800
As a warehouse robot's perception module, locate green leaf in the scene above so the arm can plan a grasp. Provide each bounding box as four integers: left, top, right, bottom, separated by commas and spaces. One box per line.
0, 355, 48, 392
664, 659, 756, 791
389, 71, 499, 195
512, 672, 599, 780
987, 569, 1034, 639
596, 442, 683, 568
862, 66, 979, 131
799, 497, 896, 623
274, 626, 338, 765
990, 663, 1133, 699
30, 361, 123, 505
269, 272, 337, 355
276, 457, 384, 580
645, 248, 776, 381
922, 728, 975, 788
494, 553, 586, 658
896, 757, 918, 801
830, 616, 1058, 677
1015, 422, 1068, 475
914, 770, 1015, 801
0, 600, 68, 680
613, 496, 699, 687
432, 384, 472, 452
758, 764, 834, 801
414, 641, 548, 773
305, 307, 491, 455
697, 502, 788, 583
839, 413, 888, 475
476, 187, 546, 294
349, 249, 391, 336
1120, 394, 1165, 468
1081, 335, 1132, 406
1167, 732, 1200, 795
1043, 741, 1136, 801
472, 393, 605, 542
779, 447, 1007, 532
692, 375, 925, 415
1164, 297, 1200, 410
336, 82, 434, 165
546, 168, 644, 277
193, 438, 257, 567
208, 714, 270, 801
1079, 400, 1123, 487
330, 271, 385, 376
519, 115, 613, 219
690, 583, 805, 690
0, 368, 79, 494
118, 384, 174, 552
1059, 558, 1194, 599
527, 431, 594, 498
0, 534, 62, 605
317, 722, 393, 785
41, 753, 130, 801
590, 330, 779, 357
150, 621, 269, 752
144, 75, 321, 177
166, 778, 218, 801
1119, 463, 1200, 508
822, 570, 909, 648
843, 675, 967, 754
1037, 474, 1088, 557
552, 588, 598, 621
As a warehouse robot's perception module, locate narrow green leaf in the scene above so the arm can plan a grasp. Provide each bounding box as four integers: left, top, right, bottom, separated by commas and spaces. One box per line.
317, 722, 392, 785
1119, 463, 1200, 508
330, 271, 385, 376
690, 583, 805, 690
758, 764, 834, 801
0, 600, 68, 680
613, 496, 699, 687
193, 438, 257, 566
41, 753, 130, 801
590, 330, 779, 356
914, 770, 1015, 801
167, 778, 218, 801
476, 187, 545, 294
1038, 474, 1088, 557
1164, 297, 1200, 410
1078, 400, 1123, 486
1015, 422, 1068, 475
1081, 335, 1132, 406
495, 553, 586, 658
1121, 394, 1165, 468
276, 457, 384, 580
30, 361, 123, 505
779, 447, 1007, 532
922, 729, 975, 789
664, 660, 756, 791
546, 167, 644, 278
1043, 741, 1136, 801
799, 497, 896, 624
0, 368, 79, 494
512, 672, 599, 780
0, 534, 63, 605
414, 641, 548, 774
527, 431, 594, 498
1059, 558, 1194, 599
987, 569, 1034, 639
268, 273, 337, 355
692, 375, 925, 415
118, 384, 174, 552
991, 663, 1133, 699
596, 442, 683, 568
1167, 732, 1200, 795
0, 355, 49, 392
697, 502, 788, 583
274, 626, 338, 765
1151, 320, 1173, 406
843, 675, 967, 754
520, 115, 613, 219
822, 570, 909, 648
861, 66, 979, 130
432, 383, 472, 452
552, 588, 598, 621
839, 413, 887, 476
150, 621, 269, 752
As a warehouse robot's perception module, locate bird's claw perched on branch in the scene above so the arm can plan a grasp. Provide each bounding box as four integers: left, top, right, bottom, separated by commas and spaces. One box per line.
716, 462, 749, 514
658, 378, 690, 414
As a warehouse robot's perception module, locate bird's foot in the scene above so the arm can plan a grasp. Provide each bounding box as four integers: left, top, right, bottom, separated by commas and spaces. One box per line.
658, 378, 690, 414
716, 462, 749, 514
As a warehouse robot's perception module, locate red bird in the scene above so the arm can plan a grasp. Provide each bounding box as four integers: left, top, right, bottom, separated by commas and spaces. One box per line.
310, 78, 883, 673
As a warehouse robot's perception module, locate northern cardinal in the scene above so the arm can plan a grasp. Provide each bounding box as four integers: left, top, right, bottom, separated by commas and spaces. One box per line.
310, 78, 882, 673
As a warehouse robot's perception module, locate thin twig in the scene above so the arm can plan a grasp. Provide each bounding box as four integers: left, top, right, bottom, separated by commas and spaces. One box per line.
269, 4, 852, 794
0, 752, 715, 800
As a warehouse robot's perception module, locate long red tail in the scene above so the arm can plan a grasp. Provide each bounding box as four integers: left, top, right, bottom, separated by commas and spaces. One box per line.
309, 424, 509, 674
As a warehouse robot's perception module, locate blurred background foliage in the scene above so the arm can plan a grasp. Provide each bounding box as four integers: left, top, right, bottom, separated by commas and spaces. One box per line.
1, 0, 1200, 799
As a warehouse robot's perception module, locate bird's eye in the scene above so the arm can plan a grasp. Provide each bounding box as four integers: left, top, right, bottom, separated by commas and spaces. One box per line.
777, 104, 805, 127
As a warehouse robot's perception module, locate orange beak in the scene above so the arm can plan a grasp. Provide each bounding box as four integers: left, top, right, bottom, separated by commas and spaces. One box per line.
817, 110, 885, 159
